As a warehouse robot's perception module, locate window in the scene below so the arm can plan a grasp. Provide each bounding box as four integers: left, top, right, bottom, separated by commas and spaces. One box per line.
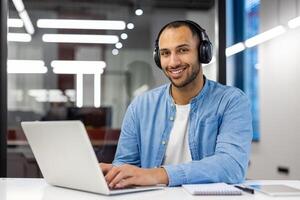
245, 0, 260, 141
227, 0, 260, 141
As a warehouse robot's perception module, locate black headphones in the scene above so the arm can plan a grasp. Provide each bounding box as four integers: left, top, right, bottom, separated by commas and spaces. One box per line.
153, 20, 212, 69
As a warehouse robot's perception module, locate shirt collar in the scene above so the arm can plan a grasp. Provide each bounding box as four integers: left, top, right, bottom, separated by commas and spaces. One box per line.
165, 75, 209, 106
190, 75, 209, 104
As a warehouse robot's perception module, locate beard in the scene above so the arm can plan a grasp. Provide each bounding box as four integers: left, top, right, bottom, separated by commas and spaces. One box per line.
164, 64, 201, 88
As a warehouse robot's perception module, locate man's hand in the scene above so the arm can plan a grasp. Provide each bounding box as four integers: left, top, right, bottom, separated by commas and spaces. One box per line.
99, 163, 113, 175
104, 164, 169, 189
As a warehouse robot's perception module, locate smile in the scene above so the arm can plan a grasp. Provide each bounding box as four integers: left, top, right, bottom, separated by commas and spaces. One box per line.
168, 67, 187, 78
171, 69, 183, 74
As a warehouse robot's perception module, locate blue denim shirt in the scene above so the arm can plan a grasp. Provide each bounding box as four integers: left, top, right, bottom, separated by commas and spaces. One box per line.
112, 78, 253, 186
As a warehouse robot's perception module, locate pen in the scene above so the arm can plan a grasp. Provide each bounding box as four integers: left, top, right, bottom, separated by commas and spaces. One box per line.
234, 185, 255, 194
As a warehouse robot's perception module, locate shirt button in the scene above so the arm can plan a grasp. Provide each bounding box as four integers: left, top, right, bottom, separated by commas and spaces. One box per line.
170, 116, 174, 121
162, 141, 166, 145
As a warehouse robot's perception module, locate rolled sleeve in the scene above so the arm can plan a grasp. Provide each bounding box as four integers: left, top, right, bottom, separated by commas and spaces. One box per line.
163, 165, 187, 186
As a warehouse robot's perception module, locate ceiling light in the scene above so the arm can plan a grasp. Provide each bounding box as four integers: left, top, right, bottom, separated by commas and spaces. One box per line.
245, 26, 286, 48
8, 18, 24, 27
127, 23, 134, 29
8, 33, 31, 42
51, 60, 106, 68
53, 67, 104, 74
76, 74, 83, 107
288, 16, 300, 29
28, 89, 68, 103
115, 42, 123, 49
51, 60, 106, 74
7, 60, 47, 74
28, 89, 63, 97
94, 74, 101, 108
42, 34, 119, 44
11, 0, 35, 34
19, 10, 35, 34
35, 96, 67, 103
112, 49, 119, 55
11, 0, 24, 12
37, 19, 126, 30
8, 60, 45, 67
226, 42, 246, 57
8, 65, 47, 74
120, 33, 128, 40
135, 9, 144, 16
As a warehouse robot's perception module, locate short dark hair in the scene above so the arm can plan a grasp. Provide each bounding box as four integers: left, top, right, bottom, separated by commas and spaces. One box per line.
161, 21, 199, 38
156, 20, 203, 44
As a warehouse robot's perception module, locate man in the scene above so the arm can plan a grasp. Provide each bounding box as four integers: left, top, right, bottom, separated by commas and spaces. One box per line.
101, 20, 253, 189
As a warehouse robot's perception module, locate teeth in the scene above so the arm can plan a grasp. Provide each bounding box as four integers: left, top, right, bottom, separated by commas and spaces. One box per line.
172, 69, 183, 74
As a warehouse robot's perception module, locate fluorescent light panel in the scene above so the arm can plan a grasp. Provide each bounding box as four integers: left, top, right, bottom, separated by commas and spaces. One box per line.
7, 60, 47, 74
43, 34, 119, 44
37, 19, 126, 30
8, 60, 44, 66
51, 60, 106, 68
226, 42, 246, 57
8, 65, 47, 74
28, 89, 62, 96
51, 60, 106, 74
53, 66, 104, 74
8, 33, 31, 42
35, 96, 67, 102
8, 18, 24, 27
12, 0, 24, 12
28, 89, 68, 102
94, 74, 101, 108
245, 26, 286, 48
19, 11, 35, 34
76, 74, 83, 107
288, 16, 300, 29
11, 0, 35, 34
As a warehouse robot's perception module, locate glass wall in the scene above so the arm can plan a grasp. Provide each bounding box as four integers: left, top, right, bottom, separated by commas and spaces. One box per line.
244, 0, 260, 141
226, 0, 260, 141
6, 0, 217, 177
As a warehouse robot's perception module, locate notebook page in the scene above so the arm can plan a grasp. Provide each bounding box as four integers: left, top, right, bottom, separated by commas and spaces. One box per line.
183, 183, 242, 195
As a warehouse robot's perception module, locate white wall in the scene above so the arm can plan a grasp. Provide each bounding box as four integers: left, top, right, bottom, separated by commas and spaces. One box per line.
247, 0, 300, 179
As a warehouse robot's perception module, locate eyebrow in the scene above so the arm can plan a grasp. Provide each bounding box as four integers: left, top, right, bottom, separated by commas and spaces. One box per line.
159, 44, 191, 51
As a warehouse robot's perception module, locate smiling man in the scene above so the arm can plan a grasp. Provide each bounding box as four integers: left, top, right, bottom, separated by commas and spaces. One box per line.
100, 20, 253, 188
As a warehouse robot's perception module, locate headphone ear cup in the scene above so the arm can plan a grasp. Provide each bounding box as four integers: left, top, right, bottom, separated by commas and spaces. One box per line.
199, 41, 212, 64
153, 47, 162, 69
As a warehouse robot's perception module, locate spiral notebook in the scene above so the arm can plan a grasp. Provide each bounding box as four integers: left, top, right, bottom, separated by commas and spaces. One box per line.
183, 183, 242, 195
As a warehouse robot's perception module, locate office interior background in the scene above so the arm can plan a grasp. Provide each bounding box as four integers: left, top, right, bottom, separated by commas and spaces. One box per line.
0, 0, 300, 180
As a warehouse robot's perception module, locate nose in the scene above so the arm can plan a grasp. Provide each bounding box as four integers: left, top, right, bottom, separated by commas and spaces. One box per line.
168, 52, 181, 68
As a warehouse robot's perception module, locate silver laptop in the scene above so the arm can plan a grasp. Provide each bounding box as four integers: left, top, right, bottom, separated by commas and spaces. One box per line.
21, 121, 163, 195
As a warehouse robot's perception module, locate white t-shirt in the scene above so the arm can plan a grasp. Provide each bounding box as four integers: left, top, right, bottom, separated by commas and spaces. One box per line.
163, 104, 192, 165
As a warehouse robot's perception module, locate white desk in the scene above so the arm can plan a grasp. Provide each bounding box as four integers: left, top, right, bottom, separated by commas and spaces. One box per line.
1, 178, 300, 200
